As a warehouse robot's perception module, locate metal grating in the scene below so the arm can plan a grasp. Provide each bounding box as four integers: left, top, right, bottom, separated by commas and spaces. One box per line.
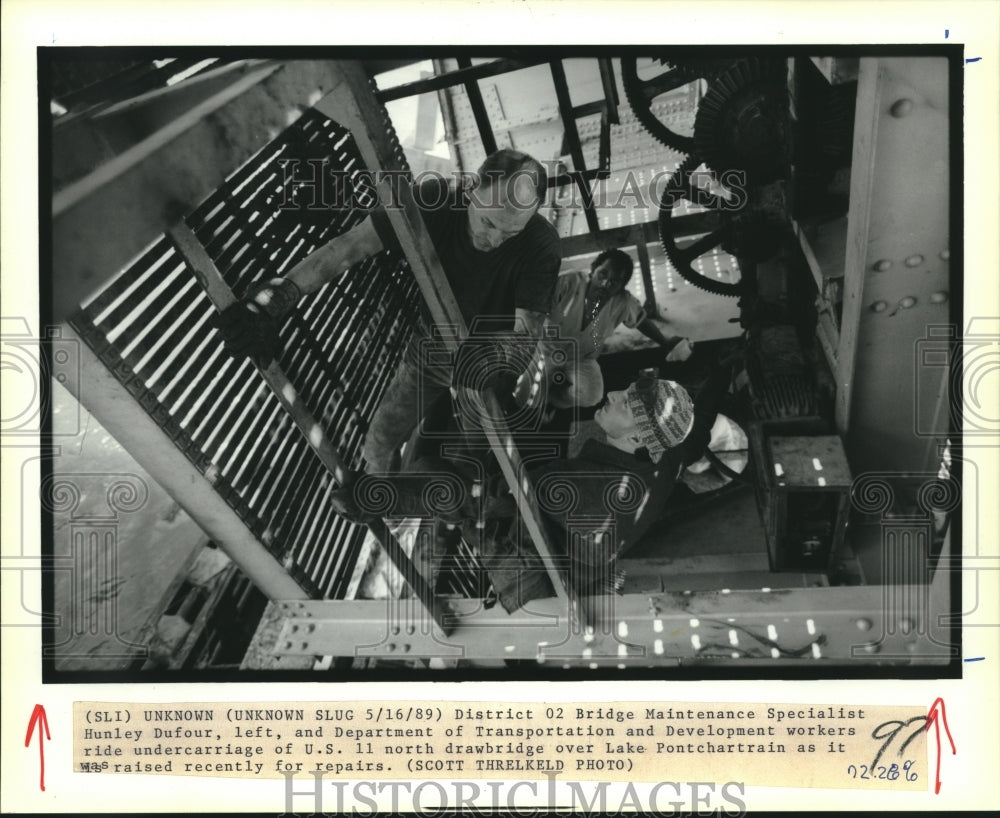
69, 109, 422, 600
439, 535, 491, 598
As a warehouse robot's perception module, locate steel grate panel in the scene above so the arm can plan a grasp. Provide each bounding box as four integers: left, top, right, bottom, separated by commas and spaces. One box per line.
69, 108, 420, 600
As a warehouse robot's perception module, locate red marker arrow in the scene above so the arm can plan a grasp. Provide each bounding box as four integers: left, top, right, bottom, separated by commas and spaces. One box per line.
25, 704, 51, 792
926, 697, 956, 794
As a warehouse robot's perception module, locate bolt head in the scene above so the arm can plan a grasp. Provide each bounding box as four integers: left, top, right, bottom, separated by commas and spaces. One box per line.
890, 98, 914, 117
856, 618, 873, 631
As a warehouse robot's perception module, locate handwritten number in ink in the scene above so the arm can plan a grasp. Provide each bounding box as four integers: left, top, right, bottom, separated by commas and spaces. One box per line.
848, 761, 915, 783
870, 715, 925, 769
897, 717, 928, 756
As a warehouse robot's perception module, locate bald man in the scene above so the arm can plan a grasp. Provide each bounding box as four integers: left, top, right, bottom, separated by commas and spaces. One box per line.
216, 149, 561, 474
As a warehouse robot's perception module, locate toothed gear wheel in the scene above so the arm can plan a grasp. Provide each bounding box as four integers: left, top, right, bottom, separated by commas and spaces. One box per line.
693, 58, 791, 184
621, 58, 733, 154
658, 156, 783, 298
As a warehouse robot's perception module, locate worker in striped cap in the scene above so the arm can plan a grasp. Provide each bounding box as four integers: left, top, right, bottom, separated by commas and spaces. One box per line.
593, 375, 695, 465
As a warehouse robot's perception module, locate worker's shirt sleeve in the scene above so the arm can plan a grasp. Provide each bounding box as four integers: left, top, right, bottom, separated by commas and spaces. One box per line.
512, 218, 562, 317
617, 291, 647, 328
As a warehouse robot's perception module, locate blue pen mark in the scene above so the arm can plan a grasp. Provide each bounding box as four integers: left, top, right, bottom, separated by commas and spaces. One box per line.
966, 57, 982, 64
945, 29, 949, 38
964, 656, 985, 662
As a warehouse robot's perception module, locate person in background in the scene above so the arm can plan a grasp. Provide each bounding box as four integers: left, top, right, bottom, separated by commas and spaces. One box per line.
540, 248, 692, 409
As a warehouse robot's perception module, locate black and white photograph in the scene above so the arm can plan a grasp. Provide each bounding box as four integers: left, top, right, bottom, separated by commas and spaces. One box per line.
3, 2, 999, 814
34, 46, 966, 677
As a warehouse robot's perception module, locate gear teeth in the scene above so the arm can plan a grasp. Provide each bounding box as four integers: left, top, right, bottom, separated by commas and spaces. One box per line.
657, 156, 742, 298
621, 58, 699, 154
694, 57, 790, 184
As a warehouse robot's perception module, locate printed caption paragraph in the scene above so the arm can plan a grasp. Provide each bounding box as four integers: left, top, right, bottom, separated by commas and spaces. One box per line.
74, 701, 928, 789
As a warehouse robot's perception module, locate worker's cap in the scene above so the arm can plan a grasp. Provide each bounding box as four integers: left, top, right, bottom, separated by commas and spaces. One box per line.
626, 376, 694, 463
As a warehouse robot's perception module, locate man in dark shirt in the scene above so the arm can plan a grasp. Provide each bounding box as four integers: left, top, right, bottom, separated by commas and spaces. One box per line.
216, 149, 561, 474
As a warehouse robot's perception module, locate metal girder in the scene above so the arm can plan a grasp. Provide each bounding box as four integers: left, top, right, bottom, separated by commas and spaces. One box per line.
312, 64, 466, 341
455, 57, 499, 156
311, 61, 586, 622
836, 57, 951, 477
549, 59, 599, 234
597, 58, 621, 124
376, 58, 546, 104
631, 223, 656, 315
558, 214, 716, 260
52, 60, 349, 324
54, 323, 310, 602
260, 584, 955, 666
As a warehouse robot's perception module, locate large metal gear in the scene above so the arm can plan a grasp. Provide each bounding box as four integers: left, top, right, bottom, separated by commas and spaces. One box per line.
658, 156, 785, 298
620, 58, 732, 154
693, 57, 791, 184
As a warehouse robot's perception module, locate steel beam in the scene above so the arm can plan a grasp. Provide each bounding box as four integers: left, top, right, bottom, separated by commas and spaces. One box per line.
256, 584, 955, 665
836, 58, 882, 433
52, 60, 349, 324
631, 223, 657, 315
549, 60, 599, 233
836, 57, 952, 476
376, 58, 545, 103
558, 213, 715, 260
54, 323, 309, 602
455, 57, 499, 156
597, 57, 620, 124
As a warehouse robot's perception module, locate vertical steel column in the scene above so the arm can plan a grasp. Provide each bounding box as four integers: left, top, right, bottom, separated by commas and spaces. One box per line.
631, 224, 658, 316
596, 58, 621, 125
837, 58, 882, 434
455, 57, 499, 156
550, 60, 600, 234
